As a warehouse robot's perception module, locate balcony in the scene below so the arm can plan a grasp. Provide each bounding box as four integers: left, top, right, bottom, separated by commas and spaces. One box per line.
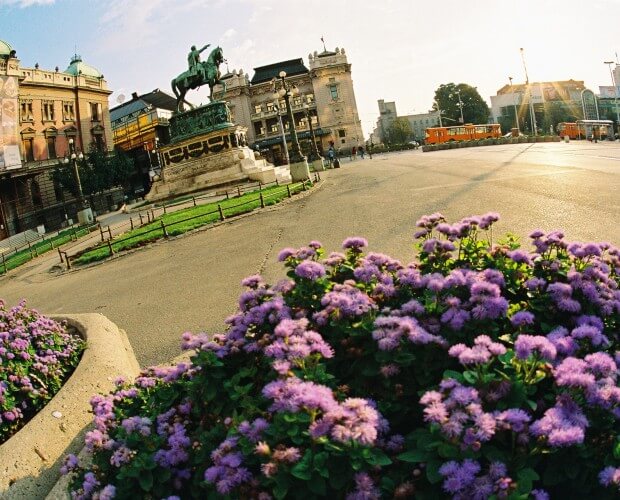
250, 100, 316, 121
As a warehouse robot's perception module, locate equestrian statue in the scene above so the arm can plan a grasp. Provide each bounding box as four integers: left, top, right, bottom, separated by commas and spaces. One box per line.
171, 44, 227, 112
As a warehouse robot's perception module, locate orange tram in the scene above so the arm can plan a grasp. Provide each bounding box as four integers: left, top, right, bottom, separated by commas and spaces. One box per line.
557, 120, 614, 140
425, 124, 502, 144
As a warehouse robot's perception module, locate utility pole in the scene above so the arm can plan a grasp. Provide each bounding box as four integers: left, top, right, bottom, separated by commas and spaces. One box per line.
508, 76, 520, 134
520, 48, 537, 135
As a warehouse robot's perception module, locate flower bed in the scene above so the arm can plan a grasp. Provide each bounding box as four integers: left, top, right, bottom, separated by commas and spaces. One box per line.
0, 300, 84, 443
63, 213, 620, 499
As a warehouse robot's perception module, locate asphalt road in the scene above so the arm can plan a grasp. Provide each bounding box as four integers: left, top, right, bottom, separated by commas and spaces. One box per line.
2, 142, 619, 367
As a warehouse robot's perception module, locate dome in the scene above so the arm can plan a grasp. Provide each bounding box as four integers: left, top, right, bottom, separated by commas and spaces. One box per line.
0, 39, 13, 57
64, 54, 103, 78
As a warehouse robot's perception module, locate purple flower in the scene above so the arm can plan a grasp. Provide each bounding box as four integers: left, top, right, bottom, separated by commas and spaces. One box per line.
277, 247, 296, 261
510, 311, 535, 327
294, 261, 326, 281
514, 335, 556, 361
346, 472, 381, 500
599, 466, 620, 488
342, 237, 368, 251
530, 395, 588, 447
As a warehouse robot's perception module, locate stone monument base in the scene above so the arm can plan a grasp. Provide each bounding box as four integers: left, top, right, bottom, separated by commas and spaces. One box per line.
289, 159, 311, 183
76, 207, 94, 225
310, 158, 325, 172
146, 107, 292, 203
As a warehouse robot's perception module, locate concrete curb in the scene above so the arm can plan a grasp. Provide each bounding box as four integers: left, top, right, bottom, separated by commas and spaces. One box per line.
0, 314, 140, 500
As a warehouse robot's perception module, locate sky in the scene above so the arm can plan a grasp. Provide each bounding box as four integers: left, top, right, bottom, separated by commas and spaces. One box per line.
2, 0, 620, 137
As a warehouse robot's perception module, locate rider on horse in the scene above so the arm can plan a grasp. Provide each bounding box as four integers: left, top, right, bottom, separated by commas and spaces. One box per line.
187, 43, 210, 79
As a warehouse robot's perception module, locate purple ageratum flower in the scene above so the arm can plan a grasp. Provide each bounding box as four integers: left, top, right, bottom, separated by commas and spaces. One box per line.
510, 311, 535, 327
263, 377, 338, 414
570, 325, 609, 347
530, 394, 588, 447
325, 397, 381, 446
264, 318, 334, 362
448, 336, 506, 366
99, 485, 116, 500
342, 237, 368, 251
240, 274, 264, 288
495, 409, 531, 432
277, 247, 296, 261
324, 251, 346, 267
507, 249, 534, 266
373, 315, 445, 351
599, 466, 620, 488
531, 489, 550, 500
479, 211, 500, 229
514, 334, 557, 361
238, 418, 269, 443
204, 437, 253, 494
546, 326, 577, 357
346, 472, 381, 500
294, 260, 326, 281
313, 282, 376, 326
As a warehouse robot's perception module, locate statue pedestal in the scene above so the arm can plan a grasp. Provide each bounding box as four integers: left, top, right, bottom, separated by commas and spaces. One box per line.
76, 207, 94, 225
147, 102, 291, 202
310, 158, 325, 172
289, 160, 311, 182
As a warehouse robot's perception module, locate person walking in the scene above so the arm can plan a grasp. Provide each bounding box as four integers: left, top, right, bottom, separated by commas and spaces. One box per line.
327, 146, 335, 167
351, 146, 357, 161
358, 145, 365, 159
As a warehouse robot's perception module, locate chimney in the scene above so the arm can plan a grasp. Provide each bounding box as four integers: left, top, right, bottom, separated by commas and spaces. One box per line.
132, 92, 139, 100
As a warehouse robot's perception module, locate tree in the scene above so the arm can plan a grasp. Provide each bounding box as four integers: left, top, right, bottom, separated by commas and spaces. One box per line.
433, 83, 490, 125
386, 117, 412, 144
51, 148, 134, 198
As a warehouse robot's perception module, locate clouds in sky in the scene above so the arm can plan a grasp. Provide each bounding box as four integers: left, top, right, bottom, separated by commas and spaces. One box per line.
0, 0, 54, 6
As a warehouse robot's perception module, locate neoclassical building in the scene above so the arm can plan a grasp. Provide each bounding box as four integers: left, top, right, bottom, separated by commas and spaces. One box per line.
214, 46, 364, 165
0, 39, 116, 240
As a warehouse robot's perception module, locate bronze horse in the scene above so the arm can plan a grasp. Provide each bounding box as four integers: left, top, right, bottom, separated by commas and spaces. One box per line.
171, 46, 227, 112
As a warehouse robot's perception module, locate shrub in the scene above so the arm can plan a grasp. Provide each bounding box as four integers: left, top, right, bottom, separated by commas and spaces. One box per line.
63, 214, 620, 499
0, 300, 84, 443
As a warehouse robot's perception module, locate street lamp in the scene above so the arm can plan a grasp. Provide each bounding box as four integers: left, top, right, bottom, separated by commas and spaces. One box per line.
520, 48, 537, 135
271, 100, 290, 165
63, 138, 93, 224
604, 61, 620, 137
455, 89, 465, 124
434, 101, 443, 127
271, 70, 309, 181
302, 101, 323, 165
508, 76, 520, 134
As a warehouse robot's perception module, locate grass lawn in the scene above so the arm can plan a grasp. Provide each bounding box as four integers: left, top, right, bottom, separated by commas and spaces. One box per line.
1, 225, 94, 274
72, 182, 311, 265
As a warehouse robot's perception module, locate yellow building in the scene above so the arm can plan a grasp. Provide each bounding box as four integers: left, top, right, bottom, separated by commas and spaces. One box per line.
0, 40, 117, 240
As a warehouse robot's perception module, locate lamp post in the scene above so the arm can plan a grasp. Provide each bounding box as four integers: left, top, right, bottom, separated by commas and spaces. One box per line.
434, 101, 443, 127
302, 101, 324, 170
64, 138, 93, 224
520, 48, 537, 135
272, 101, 290, 165
508, 76, 520, 135
455, 89, 465, 124
272, 71, 309, 181
604, 61, 620, 137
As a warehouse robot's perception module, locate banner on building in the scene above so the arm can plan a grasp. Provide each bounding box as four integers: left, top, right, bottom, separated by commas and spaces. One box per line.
599, 86, 620, 98
0, 75, 22, 170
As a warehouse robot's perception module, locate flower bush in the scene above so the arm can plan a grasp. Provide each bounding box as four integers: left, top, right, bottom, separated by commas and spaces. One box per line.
0, 300, 84, 443
63, 213, 620, 499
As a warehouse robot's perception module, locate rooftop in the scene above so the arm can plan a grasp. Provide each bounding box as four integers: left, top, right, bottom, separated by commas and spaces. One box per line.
251, 58, 309, 85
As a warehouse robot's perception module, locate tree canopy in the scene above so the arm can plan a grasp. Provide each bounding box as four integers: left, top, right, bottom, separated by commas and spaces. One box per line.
51, 148, 134, 198
433, 83, 490, 125
386, 117, 412, 144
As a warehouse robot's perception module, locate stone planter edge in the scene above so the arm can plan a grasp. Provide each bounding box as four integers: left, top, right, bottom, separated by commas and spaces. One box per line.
0, 314, 140, 500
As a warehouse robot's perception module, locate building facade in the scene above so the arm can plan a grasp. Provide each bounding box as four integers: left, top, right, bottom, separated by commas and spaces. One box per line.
371, 100, 440, 143
214, 46, 363, 164
403, 111, 441, 141
110, 89, 176, 196
0, 39, 116, 240
490, 80, 586, 133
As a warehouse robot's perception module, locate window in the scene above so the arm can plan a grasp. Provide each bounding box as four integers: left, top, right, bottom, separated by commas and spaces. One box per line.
42, 101, 55, 121
270, 123, 279, 133
338, 129, 346, 138
47, 136, 57, 159
254, 104, 262, 114
91, 102, 101, 121
254, 122, 265, 136
20, 101, 33, 122
63, 101, 75, 121
329, 84, 339, 101
53, 179, 64, 202
30, 180, 42, 206
94, 135, 105, 151
23, 138, 34, 161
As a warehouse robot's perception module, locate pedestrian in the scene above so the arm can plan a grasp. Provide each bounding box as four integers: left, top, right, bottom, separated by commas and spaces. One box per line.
358, 145, 365, 159
351, 146, 357, 160
327, 146, 335, 167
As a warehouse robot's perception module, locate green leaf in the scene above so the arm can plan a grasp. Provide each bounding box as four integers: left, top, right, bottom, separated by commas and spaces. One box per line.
308, 475, 327, 496
426, 459, 443, 484
273, 480, 289, 500
291, 450, 313, 480
138, 471, 153, 491
366, 449, 392, 466
517, 467, 540, 493
614, 441, 620, 460
438, 443, 458, 459
397, 449, 430, 463
463, 370, 477, 384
